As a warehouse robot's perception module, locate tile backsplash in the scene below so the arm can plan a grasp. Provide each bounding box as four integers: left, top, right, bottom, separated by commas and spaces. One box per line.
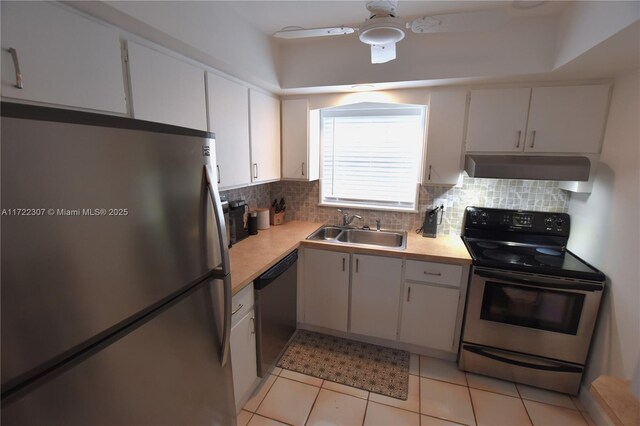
220, 183, 271, 211
221, 177, 570, 235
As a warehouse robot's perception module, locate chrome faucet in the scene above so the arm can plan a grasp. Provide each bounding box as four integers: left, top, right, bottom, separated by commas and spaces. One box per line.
337, 209, 362, 227
375, 219, 381, 231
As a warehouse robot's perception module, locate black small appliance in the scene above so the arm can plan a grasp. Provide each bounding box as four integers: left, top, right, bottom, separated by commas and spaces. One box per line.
229, 199, 249, 244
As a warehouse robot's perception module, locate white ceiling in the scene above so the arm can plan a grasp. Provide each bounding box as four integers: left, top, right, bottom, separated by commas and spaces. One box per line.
70, 1, 639, 94
227, 0, 569, 38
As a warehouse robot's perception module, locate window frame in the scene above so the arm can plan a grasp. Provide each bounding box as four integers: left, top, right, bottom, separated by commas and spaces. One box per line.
318, 102, 427, 213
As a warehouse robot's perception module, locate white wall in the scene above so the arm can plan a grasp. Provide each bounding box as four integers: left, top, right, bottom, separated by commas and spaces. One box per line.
554, 1, 640, 69
567, 69, 640, 387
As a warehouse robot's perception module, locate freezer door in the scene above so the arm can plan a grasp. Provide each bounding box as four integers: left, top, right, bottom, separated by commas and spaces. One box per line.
1, 114, 224, 386
1, 280, 236, 426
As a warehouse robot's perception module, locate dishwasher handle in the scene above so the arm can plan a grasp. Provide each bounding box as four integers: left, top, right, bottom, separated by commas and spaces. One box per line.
254, 249, 298, 290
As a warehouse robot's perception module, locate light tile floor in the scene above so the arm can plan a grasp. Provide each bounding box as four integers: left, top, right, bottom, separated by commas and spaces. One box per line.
239, 354, 595, 426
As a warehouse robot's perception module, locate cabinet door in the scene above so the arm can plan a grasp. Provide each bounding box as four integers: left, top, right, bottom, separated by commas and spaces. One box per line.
206, 72, 251, 189
303, 249, 349, 332
249, 89, 281, 183
525, 85, 610, 154
424, 91, 467, 185
1, 1, 126, 114
466, 88, 531, 152
127, 41, 207, 131
351, 255, 402, 340
399, 283, 459, 351
281, 99, 319, 181
230, 310, 257, 410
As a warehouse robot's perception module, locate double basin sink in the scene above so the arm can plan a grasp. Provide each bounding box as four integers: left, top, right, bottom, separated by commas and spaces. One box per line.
306, 225, 407, 250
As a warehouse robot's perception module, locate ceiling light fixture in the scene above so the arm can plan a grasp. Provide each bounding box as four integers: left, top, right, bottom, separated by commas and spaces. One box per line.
358, 16, 405, 46
351, 84, 375, 91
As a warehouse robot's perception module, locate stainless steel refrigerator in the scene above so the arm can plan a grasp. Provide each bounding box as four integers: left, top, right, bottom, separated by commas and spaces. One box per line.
1, 102, 237, 425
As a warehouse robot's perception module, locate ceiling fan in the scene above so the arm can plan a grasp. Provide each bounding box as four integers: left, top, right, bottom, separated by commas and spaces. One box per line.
274, 0, 508, 64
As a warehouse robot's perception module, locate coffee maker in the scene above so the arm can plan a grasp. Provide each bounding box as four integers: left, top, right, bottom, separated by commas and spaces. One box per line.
229, 199, 249, 245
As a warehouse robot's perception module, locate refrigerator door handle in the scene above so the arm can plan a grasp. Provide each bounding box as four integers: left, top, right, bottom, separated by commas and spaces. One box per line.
204, 165, 232, 367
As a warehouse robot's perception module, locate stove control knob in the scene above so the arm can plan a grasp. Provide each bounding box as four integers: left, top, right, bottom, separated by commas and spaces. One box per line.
480, 212, 489, 223
545, 217, 554, 227
555, 218, 565, 228
470, 211, 479, 221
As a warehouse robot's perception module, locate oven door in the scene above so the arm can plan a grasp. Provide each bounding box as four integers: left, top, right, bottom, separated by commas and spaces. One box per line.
463, 267, 604, 364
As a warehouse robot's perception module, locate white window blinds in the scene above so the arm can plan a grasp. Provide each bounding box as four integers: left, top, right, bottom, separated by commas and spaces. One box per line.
320, 104, 426, 211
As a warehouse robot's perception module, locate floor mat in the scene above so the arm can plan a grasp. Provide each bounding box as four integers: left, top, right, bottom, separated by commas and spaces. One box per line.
277, 330, 409, 400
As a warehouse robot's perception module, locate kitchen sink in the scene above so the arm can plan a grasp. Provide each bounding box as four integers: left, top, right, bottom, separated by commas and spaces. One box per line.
308, 226, 343, 240
306, 225, 407, 250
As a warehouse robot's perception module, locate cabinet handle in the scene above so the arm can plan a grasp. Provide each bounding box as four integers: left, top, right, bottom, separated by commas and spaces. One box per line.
231, 303, 243, 315
253, 163, 258, 179
424, 271, 442, 276
342, 257, 345, 272
529, 130, 536, 148
356, 258, 359, 273
250, 317, 255, 334
516, 130, 521, 148
7, 48, 23, 89
428, 165, 432, 181
302, 162, 305, 176
216, 165, 221, 184
407, 286, 411, 302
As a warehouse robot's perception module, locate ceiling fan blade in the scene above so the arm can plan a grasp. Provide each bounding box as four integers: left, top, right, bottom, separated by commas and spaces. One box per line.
371, 43, 396, 64
411, 9, 508, 34
274, 26, 355, 39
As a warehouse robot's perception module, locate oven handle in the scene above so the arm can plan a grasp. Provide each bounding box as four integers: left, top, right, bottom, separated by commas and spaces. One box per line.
463, 345, 583, 373
474, 270, 603, 292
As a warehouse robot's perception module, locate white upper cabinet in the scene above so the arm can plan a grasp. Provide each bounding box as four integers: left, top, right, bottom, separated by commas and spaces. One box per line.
249, 89, 281, 183
466, 88, 531, 153
281, 99, 320, 181
466, 85, 610, 154
0, 1, 126, 114
126, 41, 207, 130
423, 91, 467, 185
525, 85, 610, 154
206, 72, 251, 189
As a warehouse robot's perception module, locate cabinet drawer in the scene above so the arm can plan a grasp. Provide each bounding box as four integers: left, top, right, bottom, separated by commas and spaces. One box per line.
405, 260, 462, 287
232, 283, 254, 326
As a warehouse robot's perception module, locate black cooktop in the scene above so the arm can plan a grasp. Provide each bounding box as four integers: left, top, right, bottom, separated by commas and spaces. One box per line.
463, 238, 605, 281
462, 207, 605, 282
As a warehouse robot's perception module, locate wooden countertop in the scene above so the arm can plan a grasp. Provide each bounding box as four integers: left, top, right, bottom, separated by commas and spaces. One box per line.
229, 221, 323, 295
302, 232, 472, 265
228, 221, 472, 295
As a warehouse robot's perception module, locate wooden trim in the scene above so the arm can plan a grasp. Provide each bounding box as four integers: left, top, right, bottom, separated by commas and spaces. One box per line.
590, 375, 640, 426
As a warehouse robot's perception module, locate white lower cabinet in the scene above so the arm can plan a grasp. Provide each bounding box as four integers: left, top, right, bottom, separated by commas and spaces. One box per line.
230, 285, 257, 412
303, 248, 350, 332
301, 248, 468, 354
399, 283, 459, 351
350, 254, 403, 340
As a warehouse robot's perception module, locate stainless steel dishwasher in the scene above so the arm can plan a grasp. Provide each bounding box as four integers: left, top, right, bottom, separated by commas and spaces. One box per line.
253, 249, 298, 377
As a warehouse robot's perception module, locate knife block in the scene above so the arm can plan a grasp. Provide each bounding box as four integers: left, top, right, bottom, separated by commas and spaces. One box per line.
269, 207, 285, 226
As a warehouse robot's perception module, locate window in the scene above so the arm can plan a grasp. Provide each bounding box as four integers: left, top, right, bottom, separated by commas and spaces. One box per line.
320, 102, 426, 212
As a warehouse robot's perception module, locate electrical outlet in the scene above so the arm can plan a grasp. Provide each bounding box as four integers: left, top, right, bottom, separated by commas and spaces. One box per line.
434, 198, 449, 211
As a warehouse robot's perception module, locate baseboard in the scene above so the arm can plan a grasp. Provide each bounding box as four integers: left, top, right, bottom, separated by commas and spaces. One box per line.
579, 383, 615, 425
298, 323, 457, 362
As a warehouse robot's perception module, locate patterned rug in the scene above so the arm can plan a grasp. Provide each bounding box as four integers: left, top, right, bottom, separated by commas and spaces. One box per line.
277, 330, 409, 400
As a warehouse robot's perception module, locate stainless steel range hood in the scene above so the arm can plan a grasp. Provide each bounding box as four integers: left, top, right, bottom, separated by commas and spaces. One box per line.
464, 155, 591, 181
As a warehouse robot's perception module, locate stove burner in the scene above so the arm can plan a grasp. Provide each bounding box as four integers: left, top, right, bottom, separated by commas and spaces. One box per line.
484, 250, 525, 264
477, 242, 499, 249
535, 255, 564, 268
536, 247, 563, 256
